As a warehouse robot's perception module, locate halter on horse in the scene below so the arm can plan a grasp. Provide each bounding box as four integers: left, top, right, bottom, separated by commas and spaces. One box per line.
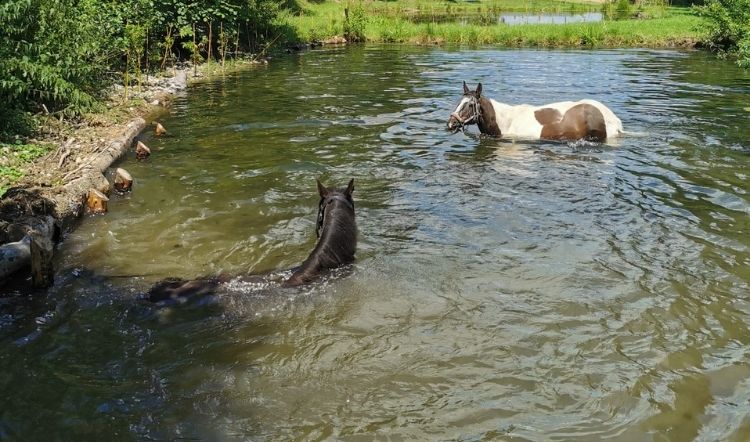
447, 82, 483, 133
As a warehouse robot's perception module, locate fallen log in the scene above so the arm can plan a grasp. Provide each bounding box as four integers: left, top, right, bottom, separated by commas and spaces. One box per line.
0, 236, 31, 281
0, 216, 56, 285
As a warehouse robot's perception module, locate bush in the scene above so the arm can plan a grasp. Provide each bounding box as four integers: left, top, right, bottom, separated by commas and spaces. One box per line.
0, 0, 287, 140
344, 2, 367, 42
696, 0, 750, 67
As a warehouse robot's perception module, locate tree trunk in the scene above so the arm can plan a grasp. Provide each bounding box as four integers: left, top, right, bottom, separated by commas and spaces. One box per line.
208, 21, 213, 64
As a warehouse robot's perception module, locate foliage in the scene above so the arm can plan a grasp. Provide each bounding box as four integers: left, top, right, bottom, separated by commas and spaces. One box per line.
603, 0, 634, 20
344, 1, 367, 43
696, 0, 750, 67
0, 0, 287, 141
0, 0, 108, 138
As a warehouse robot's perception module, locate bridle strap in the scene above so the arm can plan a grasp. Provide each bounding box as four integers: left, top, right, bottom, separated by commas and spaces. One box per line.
452, 96, 482, 128
316, 194, 354, 237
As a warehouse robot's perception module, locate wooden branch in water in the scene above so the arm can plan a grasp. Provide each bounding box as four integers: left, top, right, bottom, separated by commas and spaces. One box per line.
114, 168, 133, 193
136, 141, 151, 160
86, 188, 109, 214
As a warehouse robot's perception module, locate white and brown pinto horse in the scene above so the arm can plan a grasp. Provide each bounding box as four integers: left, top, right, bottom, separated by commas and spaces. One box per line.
447, 82, 623, 142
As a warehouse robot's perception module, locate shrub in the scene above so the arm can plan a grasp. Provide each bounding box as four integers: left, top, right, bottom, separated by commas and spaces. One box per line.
344, 1, 367, 42
696, 0, 750, 67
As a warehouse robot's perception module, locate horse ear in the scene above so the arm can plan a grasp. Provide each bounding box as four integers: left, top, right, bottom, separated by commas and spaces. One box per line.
476, 83, 482, 97
345, 178, 354, 197
317, 179, 329, 198
463, 81, 470, 94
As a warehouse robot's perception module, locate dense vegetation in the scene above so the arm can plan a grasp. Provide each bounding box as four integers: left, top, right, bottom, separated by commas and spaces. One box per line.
697, 0, 750, 67
0, 0, 285, 140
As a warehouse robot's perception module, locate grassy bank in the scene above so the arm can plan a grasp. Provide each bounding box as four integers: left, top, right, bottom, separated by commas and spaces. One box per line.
283, 1, 705, 47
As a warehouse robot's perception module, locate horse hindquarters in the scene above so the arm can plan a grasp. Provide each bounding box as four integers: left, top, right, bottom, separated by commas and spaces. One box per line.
541, 103, 607, 142
581, 104, 608, 142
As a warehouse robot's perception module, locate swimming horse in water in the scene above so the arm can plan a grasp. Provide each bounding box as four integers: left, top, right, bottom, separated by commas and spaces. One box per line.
447, 82, 623, 142
146, 178, 357, 303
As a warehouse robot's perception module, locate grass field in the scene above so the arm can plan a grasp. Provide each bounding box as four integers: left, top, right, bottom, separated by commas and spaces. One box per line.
281, 0, 705, 47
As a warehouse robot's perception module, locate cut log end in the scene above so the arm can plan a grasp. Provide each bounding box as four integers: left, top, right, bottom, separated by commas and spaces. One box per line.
114, 168, 133, 193
155, 123, 167, 136
86, 188, 109, 214
136, 141, 151, 160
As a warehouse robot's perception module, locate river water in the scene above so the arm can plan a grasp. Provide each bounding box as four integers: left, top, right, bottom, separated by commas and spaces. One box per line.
2, 46, 749, 440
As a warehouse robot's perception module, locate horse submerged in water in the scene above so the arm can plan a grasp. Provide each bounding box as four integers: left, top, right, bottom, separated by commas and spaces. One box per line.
447, 82, 623, 142
145, 178, 357, 303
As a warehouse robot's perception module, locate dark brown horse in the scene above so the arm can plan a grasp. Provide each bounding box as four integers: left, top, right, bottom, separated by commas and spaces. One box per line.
146, 178, 357, 303
283, 178, 356, 287
447, 82, 623, 141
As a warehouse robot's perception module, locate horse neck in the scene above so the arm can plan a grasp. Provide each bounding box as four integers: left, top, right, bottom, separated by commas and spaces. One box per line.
477, 97, 502, 137
288, 201, 357, 284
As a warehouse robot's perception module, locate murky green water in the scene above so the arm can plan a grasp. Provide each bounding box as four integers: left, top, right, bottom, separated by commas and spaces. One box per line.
2, 46, 750, 440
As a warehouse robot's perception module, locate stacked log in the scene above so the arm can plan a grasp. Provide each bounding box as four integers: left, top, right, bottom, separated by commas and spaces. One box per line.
136, 141, 151, 160
114, 168, 133, 193
86, 189, 109, 214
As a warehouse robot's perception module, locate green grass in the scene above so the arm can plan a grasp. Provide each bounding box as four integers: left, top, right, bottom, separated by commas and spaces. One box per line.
282, 1, 706, 47
0, 143, 55, 197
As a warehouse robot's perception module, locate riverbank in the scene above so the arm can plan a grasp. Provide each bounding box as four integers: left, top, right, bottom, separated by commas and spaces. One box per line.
0, 59, 267, 287
284, 1, 705, 47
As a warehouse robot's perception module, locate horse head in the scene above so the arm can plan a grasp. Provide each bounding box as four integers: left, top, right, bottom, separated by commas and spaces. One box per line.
447, 81, 483, 133
316, 178, 355, 237
284, 178, 357, 287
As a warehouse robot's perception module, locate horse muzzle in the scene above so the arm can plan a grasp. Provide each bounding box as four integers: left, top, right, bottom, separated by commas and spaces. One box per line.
447, 113, 462, 132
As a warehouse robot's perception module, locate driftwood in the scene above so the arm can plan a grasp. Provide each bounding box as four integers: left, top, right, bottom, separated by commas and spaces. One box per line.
114, 168, 133, 193
155, 123, 167, 136
136, 141, 151, 160
86, 189, 109, 214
